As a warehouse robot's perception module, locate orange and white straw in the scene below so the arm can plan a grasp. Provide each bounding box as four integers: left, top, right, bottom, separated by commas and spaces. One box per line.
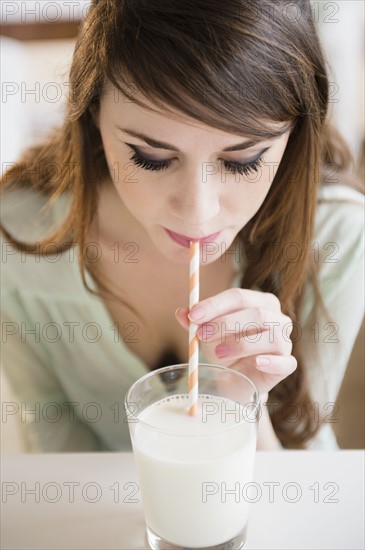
188, 241, 200, 416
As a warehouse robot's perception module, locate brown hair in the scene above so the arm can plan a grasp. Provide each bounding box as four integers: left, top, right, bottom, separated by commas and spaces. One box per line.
1, 0, 363, 448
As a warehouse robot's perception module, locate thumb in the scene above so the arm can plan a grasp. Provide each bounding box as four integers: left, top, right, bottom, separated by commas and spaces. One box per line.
175, 306, 190, 330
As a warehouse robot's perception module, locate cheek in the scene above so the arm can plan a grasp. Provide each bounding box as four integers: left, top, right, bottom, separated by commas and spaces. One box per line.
224, 165, 273, 215
108, 155, 158, 213
100, 140, 145, 197
239, 147, 287, 215
99, 136, 121, 184
224, 152, 286, 226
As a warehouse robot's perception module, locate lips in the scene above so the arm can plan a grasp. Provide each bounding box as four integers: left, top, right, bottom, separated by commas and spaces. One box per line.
164, 228, 221, 248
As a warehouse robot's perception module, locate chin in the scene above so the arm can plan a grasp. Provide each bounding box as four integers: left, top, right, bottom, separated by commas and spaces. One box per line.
151, 229, 234, 267
160, 246, 192, 266
164, 246, 225, 267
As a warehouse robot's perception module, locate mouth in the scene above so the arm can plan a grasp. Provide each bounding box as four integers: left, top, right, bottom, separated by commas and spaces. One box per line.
164, 228, 221, 248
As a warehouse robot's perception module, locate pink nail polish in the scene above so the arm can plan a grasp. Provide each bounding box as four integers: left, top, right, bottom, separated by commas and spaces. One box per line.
216, 344, 230, 358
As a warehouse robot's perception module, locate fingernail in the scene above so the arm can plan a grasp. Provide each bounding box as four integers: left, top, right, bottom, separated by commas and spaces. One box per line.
215, 344, 231, 358
256, 357, 271, 370
188, 306, 205, 321
197, 324, 215, 342
175, 307, 183, 317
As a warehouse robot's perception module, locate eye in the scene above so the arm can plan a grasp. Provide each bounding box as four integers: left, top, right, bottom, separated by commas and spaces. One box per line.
128, 151, 173, 171
221, 156, 264, 177
127, 144, 268, 176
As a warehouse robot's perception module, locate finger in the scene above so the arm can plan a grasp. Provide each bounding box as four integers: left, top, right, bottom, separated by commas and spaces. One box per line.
188, 288, 281, 323
230, 354, 298, 395
254, 354, 298, 376
197, 307, 291, 343
214, 328, 292, 360
175, 307, 190, 330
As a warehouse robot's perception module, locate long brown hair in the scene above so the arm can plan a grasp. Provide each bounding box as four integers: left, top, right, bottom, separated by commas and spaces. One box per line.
1, 0, 363, 448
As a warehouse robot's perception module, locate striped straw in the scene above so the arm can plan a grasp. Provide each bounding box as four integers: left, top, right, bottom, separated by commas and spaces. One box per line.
188, 241, 200, 416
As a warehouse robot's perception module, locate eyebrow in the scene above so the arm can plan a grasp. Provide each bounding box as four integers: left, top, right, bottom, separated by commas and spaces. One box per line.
115, 125, 289, 152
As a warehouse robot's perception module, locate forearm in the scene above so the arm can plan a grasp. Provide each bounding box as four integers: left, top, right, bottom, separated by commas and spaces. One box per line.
256, 394, 283, 451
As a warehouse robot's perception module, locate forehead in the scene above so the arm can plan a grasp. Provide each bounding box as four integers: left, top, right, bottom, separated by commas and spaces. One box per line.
100, 81, 292, 140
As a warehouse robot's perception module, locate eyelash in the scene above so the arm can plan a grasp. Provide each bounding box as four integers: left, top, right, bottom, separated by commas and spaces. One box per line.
128, 151, 265, 177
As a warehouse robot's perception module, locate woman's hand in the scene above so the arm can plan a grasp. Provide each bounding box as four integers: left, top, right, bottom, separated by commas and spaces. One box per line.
175, 288, 297, 398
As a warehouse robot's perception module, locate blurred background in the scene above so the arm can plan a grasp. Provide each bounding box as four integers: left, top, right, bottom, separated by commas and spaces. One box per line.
0, 0, 364, 451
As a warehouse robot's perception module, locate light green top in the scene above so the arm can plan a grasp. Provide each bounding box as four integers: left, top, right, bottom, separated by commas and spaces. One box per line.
1, 183, 364, 451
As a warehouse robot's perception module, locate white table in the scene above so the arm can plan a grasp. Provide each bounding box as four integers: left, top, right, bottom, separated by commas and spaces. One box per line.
1, 451, 364, 549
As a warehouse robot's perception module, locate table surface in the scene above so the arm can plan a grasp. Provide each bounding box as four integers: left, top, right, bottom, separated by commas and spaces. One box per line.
1, 450, 364, 550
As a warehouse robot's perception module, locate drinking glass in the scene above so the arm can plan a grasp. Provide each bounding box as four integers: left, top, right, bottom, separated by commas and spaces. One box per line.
125, 363, 260, 550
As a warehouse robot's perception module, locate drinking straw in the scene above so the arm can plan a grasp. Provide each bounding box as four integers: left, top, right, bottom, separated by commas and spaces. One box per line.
188, 240, 200, 416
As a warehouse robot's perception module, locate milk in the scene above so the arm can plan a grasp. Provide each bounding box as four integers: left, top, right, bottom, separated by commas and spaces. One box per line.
132, 394, 257, 548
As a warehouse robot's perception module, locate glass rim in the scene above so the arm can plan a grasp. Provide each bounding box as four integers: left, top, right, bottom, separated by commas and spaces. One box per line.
124, 363, 260, 436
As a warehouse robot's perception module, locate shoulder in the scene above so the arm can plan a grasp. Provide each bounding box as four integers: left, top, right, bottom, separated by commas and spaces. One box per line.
316, 181, 364, 229
314, 183, 364, 272
1, 188, 85, 298
300, 182, 364, 409
298, 181, 364, 321
1, 187, 71, 241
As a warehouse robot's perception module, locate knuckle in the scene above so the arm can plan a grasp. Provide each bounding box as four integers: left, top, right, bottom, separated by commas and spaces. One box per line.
284, 341, 294, 356
276, 332, 293, 354
265, 292, 281, 310
203, 296, 217, 313
282, 315, 293, 333
283, 314, 293, 325
279, 340, 291, 355
255, 307, 273, 326
233, 287, 246, 309
290, 356, 298, 373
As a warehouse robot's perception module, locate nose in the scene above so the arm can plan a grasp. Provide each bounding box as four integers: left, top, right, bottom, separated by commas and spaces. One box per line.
168, 167, 220, 227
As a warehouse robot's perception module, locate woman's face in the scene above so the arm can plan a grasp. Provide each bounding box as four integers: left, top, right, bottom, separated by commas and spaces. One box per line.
96, 84, 292, 265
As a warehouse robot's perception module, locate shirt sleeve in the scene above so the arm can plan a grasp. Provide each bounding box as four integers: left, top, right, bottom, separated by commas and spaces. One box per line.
298, 186, 364, 449
1, 289, 105, 452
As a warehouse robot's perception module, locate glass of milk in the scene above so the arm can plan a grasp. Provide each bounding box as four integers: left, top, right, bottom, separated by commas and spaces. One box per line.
125, 363, 260, 549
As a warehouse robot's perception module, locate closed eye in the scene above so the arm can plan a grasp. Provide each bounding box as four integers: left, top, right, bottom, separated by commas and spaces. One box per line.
128, 150, 174, 171
221, 155, 265, 177
126, 144, 269, 177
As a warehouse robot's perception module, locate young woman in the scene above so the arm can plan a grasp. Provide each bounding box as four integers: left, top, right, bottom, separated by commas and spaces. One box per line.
1, 0, 364, 452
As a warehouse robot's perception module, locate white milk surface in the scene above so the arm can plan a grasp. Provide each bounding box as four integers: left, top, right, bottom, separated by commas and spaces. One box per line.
133, 394, 257, 547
